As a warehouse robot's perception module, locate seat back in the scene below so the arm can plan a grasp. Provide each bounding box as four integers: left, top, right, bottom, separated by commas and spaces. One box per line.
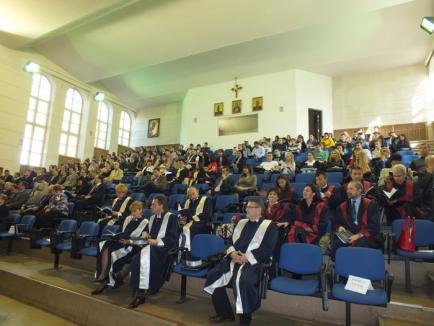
335, 247, 385, 281
279, 243, 322, 274
58, 219, 77, 233
326, 172, 343, 184
7, 212, 21, 224
191, 234, 224, 260
195, 183, 210, 194
171, 183, 188, 195
228, 174, 241, 184
259, 182, 273, 191
79, 221, 99, 238
130, 192, 146, 202
168, 194, 187, 209
392, 219, 434, 247
215, 195, 238, 212
143, 209, 153, 219
295, 173, 315, 184
291, 183, 306, 197
19, 215, 36, 232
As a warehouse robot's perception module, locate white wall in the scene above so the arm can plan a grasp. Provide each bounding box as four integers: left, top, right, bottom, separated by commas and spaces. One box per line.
180, 69, 332, 149
180, 70, 297, 149
0, 44, 133, 172
131, 102, 181, 147
294, 70, 333, 136
333, 63, 434, 132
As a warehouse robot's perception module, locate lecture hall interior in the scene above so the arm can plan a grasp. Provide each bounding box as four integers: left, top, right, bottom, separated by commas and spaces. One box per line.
0, 1, 433, 326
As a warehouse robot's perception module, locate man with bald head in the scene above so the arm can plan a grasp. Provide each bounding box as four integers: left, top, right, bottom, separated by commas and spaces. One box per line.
179, 186, 212, 250
331, 181, 382, 260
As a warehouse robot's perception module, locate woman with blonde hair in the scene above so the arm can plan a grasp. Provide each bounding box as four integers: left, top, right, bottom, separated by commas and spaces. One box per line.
280, 152, 296, 180
325, 149, 346, 171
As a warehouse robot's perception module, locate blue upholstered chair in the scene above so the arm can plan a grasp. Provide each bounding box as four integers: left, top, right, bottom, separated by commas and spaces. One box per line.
130, 192, 146, 202
295, 173, 315, 184
270, 243, 328, 311
168, 194, 187, 210
31, 219, 77, 249
173, 234, 224, 303
389, 219, 434, 292
331, 247, 393, 326
52, 221, 99, 269
0, 214, 36, 254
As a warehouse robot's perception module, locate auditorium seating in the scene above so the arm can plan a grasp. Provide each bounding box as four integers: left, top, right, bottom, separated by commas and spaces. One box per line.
331, 247, 393, 326
168, 194, 187, 210
130, 192, 146, 202
270, 243, 328, 311
173, 234, 224, 303
0, 214, 36, 254
389, 219, 434, 292
52, 221, 99, 269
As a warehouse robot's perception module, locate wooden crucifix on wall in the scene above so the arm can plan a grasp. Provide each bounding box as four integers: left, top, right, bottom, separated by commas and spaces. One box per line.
231, 77, 243, 98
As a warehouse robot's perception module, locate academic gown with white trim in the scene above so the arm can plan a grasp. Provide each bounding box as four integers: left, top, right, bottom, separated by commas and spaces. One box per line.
95, 217, 148, 286
129, 212, 179, 294
204, 218, 278, 314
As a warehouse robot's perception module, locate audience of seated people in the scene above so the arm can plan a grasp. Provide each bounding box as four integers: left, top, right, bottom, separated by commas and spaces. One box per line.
0, 129, 431, 325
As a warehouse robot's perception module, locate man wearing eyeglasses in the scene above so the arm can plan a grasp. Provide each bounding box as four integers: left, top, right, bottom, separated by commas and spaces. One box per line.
204, 198, 278, 325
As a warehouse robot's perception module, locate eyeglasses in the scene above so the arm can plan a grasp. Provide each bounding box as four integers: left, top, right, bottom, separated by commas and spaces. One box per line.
246, 206, 260, 209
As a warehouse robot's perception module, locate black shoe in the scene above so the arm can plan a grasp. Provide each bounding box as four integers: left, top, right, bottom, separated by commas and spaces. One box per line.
91, 283, 107, 295
95, 277, 108, 283
111, 272, 124, 289
128, 295, 146, 309
209, 315, 236, 323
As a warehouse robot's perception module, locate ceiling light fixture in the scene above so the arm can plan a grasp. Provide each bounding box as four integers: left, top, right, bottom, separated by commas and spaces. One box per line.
23, 61, 41, 73
94, 92, 105, 101
420, 17, 434, 34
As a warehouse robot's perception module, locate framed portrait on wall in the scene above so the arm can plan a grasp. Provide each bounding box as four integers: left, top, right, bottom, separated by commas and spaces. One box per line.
214, 102, 224, 116
232, 100, 242, 114
252, 97, 263, 111
147, 118, 160, 138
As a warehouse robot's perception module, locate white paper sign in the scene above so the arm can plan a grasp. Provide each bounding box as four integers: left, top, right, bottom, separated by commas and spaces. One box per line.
344, 275, 373, 295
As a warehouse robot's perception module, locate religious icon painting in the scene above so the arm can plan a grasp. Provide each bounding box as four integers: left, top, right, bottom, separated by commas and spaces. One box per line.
214, 102, 224, 116
147, 118, 160, 138
232, 100, 242, 114
252, 97, 263, 111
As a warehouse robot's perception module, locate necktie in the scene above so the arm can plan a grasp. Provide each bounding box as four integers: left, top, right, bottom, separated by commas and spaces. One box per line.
351, 200, 358, 226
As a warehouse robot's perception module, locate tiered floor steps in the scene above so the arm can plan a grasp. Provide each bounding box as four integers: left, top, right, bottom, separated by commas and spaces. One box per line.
0, 239, 433, 326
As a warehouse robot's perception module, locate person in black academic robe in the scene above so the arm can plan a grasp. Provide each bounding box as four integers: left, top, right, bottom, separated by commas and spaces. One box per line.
179, 186, 212, 250
330, 181, 382, 260
92, 201, 148, 295
204, 198, 278, 326
128, 195, 179, 308
97, 184, 133, 229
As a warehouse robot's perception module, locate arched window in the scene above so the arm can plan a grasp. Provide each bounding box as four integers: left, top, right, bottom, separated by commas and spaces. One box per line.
118, 111, 131, 146
20, 74, 51, 166
59, 88, 82, 157
95, 101, 110, 149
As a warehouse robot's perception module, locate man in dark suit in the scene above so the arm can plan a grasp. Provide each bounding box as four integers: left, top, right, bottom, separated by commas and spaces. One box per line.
143, 168, 168, 196
331, 181, 382, 260
6, 181, 30, 210
211, 166, 235, 195
74, 175, 105, 212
